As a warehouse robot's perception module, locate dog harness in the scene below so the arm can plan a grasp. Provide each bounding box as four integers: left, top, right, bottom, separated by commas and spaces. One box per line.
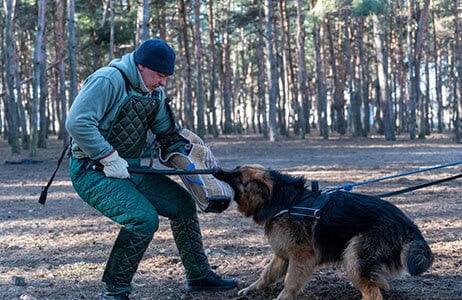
274, 182, 330, 220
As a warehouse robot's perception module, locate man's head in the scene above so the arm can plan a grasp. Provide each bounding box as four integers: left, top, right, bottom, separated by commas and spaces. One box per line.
134, 39, 175, 91
134, 39, 176, 76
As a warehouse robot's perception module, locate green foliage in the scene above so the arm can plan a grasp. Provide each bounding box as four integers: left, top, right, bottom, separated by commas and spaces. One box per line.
351, 0, 389, 17
311, 0, 342, 16
230, 6, 259, 32
434, 16, 455, 39
15, 2, 36, 34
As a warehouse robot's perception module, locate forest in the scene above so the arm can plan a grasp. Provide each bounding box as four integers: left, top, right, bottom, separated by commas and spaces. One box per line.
1, 0, 461, 156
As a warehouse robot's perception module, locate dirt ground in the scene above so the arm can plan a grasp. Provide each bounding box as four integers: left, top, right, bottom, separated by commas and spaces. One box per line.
1, 133, 461, 300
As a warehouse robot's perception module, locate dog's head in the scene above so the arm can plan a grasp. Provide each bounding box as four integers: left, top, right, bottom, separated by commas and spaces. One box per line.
215, 165, 306, 224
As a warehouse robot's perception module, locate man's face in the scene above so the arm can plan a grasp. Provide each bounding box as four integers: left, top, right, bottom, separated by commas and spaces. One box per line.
137, 64, 169, 92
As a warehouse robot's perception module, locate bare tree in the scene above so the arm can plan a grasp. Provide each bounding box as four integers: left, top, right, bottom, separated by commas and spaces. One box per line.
4, 0, 20, 153
414, 0, 431, 139
31, 0, 47, 155
432, 10, 444, 133
265, 0, 278, 142
311, 13, 328, 139
109, 0, 115, 60
194, 0, 205, 137
257, 0, 268, 137
68, 0, 77, 106
295, 0, 308, 138
372, 13, 395, 141
326, 15, 346, 135
56, 0, 68, 146
356, 18, 370, 136
37, 0, 48, 150
207, 0, 218, 137
222, 1, 233, 134
454, 0, 461, 142
179, 0, 193, 129
138, 0, 150, 42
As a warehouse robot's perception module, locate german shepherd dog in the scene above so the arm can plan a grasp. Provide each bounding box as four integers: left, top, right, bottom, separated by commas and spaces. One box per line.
214, 165, 433, 300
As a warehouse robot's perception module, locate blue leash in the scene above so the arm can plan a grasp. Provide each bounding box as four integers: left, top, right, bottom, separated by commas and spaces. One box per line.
332, 160, 462, 192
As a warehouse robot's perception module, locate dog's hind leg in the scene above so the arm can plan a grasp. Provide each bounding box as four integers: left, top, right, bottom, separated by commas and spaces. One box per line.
344, 236, 385, 300
276, 253, 316, 300
345, 262, 384, 300
238, 254, 288, 296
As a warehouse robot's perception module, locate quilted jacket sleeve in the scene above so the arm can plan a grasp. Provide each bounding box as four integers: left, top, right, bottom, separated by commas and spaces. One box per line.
66, 70, 126, 160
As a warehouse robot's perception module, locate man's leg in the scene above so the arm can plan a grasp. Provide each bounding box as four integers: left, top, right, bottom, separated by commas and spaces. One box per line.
138, 174, 238, 291
170, 214, 238, 291
70, 158, 159, 299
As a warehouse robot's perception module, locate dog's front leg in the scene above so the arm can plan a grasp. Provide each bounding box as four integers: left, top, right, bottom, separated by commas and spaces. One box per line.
238, 254, 288, 296
275, 255, 316, 300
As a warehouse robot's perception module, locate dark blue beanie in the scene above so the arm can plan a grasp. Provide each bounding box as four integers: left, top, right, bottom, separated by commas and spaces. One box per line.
134, 39, 176, 75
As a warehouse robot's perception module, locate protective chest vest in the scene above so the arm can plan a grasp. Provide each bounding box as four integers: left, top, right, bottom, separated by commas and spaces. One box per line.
105, 71, 160, 158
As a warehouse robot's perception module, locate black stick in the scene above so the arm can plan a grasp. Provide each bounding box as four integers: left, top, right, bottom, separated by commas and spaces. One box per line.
91, 164, 220, 175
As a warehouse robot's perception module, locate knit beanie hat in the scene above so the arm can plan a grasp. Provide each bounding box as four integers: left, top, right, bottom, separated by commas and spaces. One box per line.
134, 39, 176, 75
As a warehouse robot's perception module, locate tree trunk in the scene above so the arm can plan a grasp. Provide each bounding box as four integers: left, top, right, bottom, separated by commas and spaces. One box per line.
14, 35, 28, 150
414, 0, 431, 139
396, 12, 407, 134
432, 10, 443, 133
257, 0, 268, 137
38, 0, 48, 149
295, 0, 307, 138
325, 15, 346, 135
372, 14, 395, 141
265, 0, 278, 142
357, 18, 370, 137
138, 0, 150, 42
207, 0, 218, 137
179, 0, 193, 129
109, 0, 115, 60
454, 0, 461, 142
68, 0, 77, 106
222, 1, 233, 134
194, 0, 205, 137
343, 14, 359, 136
4, 0, 20, 153
56, 0, 68, 146
311, 11, 328, 139
407, 0, 417, 139
31, 0, 47, 155
422, 52, 430, 136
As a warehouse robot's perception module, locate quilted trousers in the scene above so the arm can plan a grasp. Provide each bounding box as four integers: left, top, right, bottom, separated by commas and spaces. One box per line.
102, 227, 153, 295
170, 214, 211, 280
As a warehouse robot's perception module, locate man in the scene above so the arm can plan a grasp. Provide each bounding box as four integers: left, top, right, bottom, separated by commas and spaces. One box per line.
65, 39, 237, 300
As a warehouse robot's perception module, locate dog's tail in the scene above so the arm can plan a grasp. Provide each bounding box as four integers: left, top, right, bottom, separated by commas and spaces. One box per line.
405, 235, 434, 276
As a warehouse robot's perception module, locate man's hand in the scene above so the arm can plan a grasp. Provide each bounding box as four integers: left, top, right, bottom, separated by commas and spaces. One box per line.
99, 150, 130, 179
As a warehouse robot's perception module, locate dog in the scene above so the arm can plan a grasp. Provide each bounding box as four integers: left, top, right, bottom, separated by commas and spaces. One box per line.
214, 165, 434, 300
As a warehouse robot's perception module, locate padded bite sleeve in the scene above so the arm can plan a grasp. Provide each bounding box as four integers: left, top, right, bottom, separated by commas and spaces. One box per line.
157, 128, 233, 213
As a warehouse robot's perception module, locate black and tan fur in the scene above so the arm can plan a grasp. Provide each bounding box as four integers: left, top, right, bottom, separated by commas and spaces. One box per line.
215, 165, 433, 300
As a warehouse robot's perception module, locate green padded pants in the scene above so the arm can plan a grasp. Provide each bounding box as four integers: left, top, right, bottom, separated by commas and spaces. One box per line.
70, 157, 211, 294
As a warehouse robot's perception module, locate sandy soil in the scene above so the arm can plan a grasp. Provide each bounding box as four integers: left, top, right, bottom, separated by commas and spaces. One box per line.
1, 133, 461, 300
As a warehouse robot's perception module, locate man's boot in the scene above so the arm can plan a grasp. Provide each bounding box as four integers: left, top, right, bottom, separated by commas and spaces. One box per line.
100, 227, 153, 299
170, 215, 238, 292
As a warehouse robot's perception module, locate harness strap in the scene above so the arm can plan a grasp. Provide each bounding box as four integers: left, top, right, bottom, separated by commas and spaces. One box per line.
273, 182, 328, 220
289, 192, 329, 219
111, 65, 132, 92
